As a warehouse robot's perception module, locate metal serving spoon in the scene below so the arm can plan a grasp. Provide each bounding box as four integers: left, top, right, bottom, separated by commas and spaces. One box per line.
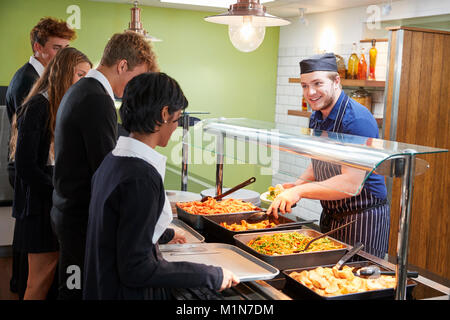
298, 219, 357, 252
334, 242, 365, 270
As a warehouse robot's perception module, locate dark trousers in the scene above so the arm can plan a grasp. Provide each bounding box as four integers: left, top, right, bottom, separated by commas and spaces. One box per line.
50, 207, 87, 300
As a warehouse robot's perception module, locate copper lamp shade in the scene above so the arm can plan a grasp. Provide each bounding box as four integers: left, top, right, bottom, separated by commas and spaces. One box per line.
126, 1, 162, 42
204, 0, 290, 27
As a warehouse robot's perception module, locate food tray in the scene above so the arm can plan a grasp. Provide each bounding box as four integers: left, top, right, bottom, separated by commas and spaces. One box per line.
176, 203, 262, 230
168, 218, 204, 243
233, 229, 348, 270
160, 242, 279, 282
202, 212, 304, 244
283, 261, 417, 300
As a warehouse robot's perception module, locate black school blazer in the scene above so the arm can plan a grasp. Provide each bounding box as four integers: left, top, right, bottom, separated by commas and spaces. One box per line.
6, 62, 39, 123
13, 93, 53, 219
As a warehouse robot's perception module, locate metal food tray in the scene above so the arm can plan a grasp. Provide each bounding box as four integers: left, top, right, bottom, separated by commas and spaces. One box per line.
168, 218, 205, 243
175, 203, 262, 230
202, 212, 303, 244
283, 261, 417, 300
233, 229, 348, 270
160, 242, 279, 282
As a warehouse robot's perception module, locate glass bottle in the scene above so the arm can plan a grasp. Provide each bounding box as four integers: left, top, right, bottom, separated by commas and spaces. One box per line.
369, 39, 377, 80
302, 96, 308, 111
357, 47, 367, 80
347, 42, 359, 79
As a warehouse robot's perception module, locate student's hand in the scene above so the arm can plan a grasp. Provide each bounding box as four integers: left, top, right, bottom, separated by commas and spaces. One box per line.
219, 268, 240, 291
168, 231, 187, 244
267, 186, 302, 219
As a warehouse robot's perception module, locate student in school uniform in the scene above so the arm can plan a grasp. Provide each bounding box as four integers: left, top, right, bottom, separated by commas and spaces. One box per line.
5, 17, 76, 298
10, 47, 91, 299
83, 72, 239, 300
51, 31, 159, 300
6, 17, 76, 124
267, 53, 390, 259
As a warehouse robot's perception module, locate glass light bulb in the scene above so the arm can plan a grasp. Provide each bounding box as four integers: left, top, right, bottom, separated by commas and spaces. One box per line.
228, 16, 265, 53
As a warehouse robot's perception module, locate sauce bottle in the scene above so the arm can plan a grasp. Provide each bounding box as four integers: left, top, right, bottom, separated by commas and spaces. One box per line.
347, 42, 359, 79
369, 39, 377, 80
302, 96, 308, 111
357, 47, 367, 80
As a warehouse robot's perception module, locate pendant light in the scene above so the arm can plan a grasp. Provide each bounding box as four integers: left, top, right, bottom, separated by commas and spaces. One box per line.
204, 0, 290, 53
126, 1, 162, 42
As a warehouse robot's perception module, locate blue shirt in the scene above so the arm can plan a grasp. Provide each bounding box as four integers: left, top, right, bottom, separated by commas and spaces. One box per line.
309, 91, 387, 200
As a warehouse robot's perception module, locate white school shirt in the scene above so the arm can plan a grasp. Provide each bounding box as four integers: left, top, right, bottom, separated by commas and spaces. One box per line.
29, 56, 44, 77
112, 136, 173, 244
84, 69, 115, 102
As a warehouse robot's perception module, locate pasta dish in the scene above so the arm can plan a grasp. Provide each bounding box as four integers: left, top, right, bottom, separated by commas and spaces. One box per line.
247, 232, 344, 255
177, 198, 260, 215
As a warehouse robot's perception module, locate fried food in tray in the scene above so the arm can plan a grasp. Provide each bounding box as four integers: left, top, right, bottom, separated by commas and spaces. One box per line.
220, 219, 277, 231
247, 232, 345, 256
289, 266, 397, 297
176, 197, 260, 215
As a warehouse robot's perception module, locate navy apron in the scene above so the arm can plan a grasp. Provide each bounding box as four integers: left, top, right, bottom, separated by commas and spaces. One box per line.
310, 94, 390, 258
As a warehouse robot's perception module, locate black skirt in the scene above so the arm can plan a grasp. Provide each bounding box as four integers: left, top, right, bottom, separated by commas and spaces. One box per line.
13, 209, 59, 253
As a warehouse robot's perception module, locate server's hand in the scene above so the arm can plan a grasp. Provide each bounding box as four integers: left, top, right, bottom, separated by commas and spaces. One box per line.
219, 268, 240, 291
267, 187, 301, 219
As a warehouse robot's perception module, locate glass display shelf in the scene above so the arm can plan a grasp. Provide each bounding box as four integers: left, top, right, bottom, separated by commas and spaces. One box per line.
184, 117, 446, 196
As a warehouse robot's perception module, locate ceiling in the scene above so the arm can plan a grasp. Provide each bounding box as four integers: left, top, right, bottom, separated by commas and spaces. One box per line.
91, 0, 390, 18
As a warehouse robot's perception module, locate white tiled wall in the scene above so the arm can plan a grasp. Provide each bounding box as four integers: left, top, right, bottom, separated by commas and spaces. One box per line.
272, 42, 389, 222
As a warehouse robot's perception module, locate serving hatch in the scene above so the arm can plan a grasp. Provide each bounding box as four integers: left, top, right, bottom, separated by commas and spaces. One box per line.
233, 229, 348, 270
160, 242, 279, 282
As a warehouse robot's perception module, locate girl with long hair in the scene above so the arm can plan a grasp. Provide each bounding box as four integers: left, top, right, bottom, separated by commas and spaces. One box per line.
10, 47, 92, 300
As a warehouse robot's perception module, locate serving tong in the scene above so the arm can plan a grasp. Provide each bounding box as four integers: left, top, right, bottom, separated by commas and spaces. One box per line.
200, 177, 256, 202
356, 265, 419, 279
246, 210, 316, 227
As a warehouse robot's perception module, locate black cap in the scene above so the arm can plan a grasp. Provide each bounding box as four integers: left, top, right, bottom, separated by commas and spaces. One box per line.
300, 53, 338, 74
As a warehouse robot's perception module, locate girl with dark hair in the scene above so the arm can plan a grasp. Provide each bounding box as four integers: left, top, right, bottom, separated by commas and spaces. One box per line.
10, 47, 92, 300
83, 72, 239, 300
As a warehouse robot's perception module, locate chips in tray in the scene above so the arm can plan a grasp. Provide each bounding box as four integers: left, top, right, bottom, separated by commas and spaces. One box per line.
220, 219, 277, 231
247, 232, 345, 255
289, 266, 397, 297
176, 198, 260, 215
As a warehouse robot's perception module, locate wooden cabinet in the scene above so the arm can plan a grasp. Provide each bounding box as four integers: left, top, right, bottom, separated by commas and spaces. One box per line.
383, 26, 450, 287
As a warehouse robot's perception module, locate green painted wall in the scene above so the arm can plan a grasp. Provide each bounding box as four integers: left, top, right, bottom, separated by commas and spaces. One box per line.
0, 0, 278, 194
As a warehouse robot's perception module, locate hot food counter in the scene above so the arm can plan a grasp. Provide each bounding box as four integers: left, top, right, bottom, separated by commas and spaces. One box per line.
169, 118, 448, 300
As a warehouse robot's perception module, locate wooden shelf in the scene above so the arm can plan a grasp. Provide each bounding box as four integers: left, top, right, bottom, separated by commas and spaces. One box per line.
288, 110, 312, 118
340, 79, 385, 88
360, 38, 388, 43
288, 78, 385, 88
